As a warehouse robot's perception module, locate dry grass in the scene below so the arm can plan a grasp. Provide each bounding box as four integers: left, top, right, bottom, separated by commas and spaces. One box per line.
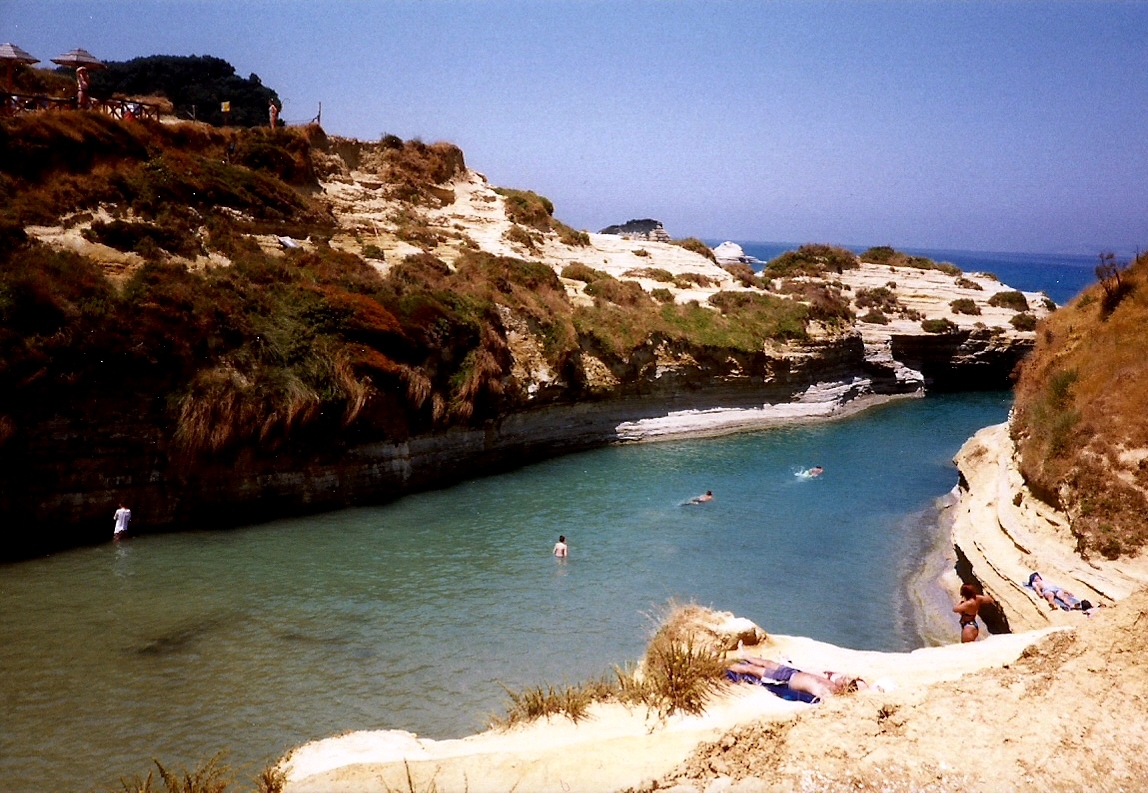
113, 754, 284, 793
1012, 252, 1148, 557
492, 602, 730, 730
860, 246, 961, 275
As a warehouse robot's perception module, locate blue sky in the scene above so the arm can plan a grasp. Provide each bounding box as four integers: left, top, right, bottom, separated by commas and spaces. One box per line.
3, 1, 1146, 254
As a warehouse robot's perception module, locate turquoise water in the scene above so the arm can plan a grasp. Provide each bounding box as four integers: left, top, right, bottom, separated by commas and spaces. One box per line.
0, 392, 1010, 793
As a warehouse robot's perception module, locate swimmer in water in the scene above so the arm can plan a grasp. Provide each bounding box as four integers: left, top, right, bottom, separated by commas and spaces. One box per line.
688, 490, 713, 504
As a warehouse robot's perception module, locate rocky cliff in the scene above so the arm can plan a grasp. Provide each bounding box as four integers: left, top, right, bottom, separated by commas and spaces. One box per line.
0, 118, 1047, 559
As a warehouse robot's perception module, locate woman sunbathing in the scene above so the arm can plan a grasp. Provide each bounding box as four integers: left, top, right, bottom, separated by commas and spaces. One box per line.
1028, 572, 1082, 610
727, 656, 864, 701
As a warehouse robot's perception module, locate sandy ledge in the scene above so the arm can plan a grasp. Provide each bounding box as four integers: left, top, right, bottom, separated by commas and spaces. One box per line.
280, 416, 1148, 793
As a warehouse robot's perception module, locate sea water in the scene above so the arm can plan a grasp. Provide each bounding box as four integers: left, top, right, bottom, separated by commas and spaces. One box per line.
0, 392, 1010, 793
728, 241, 1101, 306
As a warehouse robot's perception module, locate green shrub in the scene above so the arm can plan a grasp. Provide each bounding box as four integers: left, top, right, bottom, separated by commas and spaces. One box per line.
584, 277, 652, 307
554, 220, 589, 246
494, 187, 555, 230
854, 286, 899, 312
1010, 312, 1038, 331
672, 237, 717, 262
860, 309, 888, 324
651, 287, 674, 303
989, 290, 1029, 311
360, 244, 385, 260
956, 277, 983, 291
632, 248, 650, 257
504, 223, 540, 250
765, 243, 858, 277
83, 218, 203, 259
779, 281, 854, 325
922, 317, 958, 333
623, 267, 674, 282
561, 262, 607, 283
722, 262, 756, 287
673, 271, 716, 289
860, 247, 962, 275
950, 298, 981, 315
393, 209, 443, 249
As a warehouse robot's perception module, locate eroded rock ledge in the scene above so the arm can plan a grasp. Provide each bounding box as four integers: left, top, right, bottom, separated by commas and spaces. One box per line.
948, 421, 1148, 632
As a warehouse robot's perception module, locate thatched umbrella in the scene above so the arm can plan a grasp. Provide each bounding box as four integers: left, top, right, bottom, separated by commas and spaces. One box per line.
51, 48, 104, 108
50, 47, 104, 70
0, 42, 39, 94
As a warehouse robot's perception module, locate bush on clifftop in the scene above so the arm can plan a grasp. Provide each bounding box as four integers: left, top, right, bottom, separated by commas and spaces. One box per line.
1012, 251, 1148, 558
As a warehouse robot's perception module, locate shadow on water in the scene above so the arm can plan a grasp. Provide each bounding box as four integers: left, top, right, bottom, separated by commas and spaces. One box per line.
130, 613, 231, 656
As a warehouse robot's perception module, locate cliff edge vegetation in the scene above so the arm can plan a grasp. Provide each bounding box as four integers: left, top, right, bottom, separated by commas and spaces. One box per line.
0, 111, 1046, 557
1012, 251, 1148, 559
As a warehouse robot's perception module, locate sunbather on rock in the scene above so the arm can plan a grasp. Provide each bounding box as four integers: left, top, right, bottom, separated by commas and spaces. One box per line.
1028, 572, 1082, 611
727, 656, 864, 701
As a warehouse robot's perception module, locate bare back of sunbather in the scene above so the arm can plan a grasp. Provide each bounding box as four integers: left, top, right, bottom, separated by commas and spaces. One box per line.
728, 656, 862, 701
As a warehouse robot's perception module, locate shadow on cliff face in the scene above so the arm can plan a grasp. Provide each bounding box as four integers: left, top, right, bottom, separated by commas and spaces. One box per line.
954, 544, 1011, 634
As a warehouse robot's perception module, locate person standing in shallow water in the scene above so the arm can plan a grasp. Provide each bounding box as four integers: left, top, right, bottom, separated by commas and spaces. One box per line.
553, 535, 568, 558
112, 503, 131, 540
953, 583, 994, 642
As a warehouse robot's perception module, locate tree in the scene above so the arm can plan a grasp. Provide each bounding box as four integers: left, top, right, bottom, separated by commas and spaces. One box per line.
88, 55, 281, 127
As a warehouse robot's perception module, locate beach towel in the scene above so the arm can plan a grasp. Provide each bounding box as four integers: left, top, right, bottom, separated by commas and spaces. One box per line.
725, 670, 819, 704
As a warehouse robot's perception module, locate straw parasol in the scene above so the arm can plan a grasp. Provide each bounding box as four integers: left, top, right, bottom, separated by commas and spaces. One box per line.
50, 48, 105, 70
0, 42, 39, 93
51, 48, 105, 109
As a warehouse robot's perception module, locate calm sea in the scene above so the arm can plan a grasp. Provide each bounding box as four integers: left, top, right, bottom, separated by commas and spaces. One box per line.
725, 241, 1101, 306
0, 392, 1011, 793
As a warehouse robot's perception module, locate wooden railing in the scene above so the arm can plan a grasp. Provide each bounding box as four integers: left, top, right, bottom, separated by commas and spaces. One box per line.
1, 93, 162, 121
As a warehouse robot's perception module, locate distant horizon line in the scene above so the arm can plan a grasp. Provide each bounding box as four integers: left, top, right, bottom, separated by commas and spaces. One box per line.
699, 239, 1139, 261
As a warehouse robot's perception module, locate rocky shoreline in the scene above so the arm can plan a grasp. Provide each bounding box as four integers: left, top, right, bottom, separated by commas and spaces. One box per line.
277, 415, 1148, 793
7, 139, 1053, 560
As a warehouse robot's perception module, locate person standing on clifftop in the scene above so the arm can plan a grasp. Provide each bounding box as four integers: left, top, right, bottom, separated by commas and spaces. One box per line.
553, 535, 568, 558
113, 503, 131, 540
75, 66, 90, 109
953, 583, 994, 642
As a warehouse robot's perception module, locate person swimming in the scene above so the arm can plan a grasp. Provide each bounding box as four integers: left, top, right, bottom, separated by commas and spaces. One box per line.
687, 490, 713, 504
795, 466, 824, 478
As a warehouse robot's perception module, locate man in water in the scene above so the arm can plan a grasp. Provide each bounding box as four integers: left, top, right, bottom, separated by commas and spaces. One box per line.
113, 502, 131, 540
553, 535, 568, 557
690, 490, 713, 504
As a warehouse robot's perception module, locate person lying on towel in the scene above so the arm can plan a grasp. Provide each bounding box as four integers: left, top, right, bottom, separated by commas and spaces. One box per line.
727, 656, 865, 702
1028, 572, 1087, 611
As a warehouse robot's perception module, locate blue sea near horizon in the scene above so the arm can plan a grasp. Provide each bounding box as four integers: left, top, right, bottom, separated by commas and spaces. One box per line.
713, 240, 1103, 306
0, 392, 1012, 793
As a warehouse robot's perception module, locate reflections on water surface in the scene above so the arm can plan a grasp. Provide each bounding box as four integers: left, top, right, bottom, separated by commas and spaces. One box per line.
0, 392, 1011, 793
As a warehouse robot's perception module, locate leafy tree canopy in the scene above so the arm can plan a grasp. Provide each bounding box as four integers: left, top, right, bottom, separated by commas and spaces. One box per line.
88, 54, 280, 127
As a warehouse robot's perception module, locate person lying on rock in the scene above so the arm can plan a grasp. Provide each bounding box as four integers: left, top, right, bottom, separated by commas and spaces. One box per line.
727, 655, 864, 701
1028, 572, 1083, 611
